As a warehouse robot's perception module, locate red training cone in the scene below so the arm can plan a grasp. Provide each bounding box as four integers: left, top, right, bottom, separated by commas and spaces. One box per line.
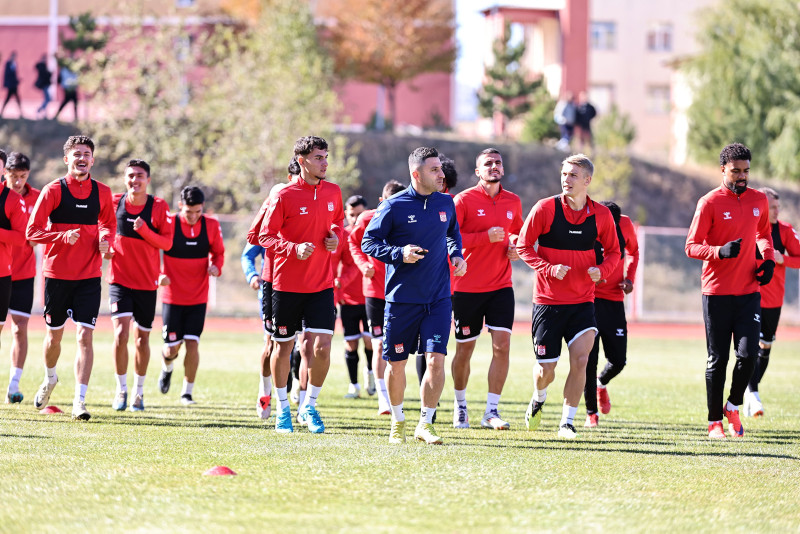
203, 466, 237, 476
39, 406, 63, 415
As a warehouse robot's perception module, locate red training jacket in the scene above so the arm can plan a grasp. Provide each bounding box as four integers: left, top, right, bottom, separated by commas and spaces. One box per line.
162, 213, 225, 305
10, 183, 39, 280
595, 215, 639, 302
335, 225, 364, 305
349, 208, 385, 299
686, 185, 774, 296
0, 182, 29, 277
759, 220, 800, 308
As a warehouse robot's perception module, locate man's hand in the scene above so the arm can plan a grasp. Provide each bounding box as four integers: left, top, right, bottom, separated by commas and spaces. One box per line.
133, 217, 145, 231
619, 278, 634, 294
324, 229, 339, 251
755, 259, 775, 286
103, 247, 115, 260
297, 242, 315, 260
249, 276, 262, 290
488, 226, 505, 243
550, 264, 571, 280
208, 265, 220, 277
334, 278, 342, 289
158, 274, 171, 286
65, 229, 80, 245
718, 238, 742, 259
98, 239, 110, 254
362, 264, 375, 278
506, 244, 520, 261
452, 257, 467, 277
587, 266, 602, 283
403, 245, 426, 263
775, 250, 784, 265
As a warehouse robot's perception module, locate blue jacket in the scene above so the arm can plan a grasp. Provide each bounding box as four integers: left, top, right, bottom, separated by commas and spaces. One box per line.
362, 185, 462, 304
241, 243, 265, 302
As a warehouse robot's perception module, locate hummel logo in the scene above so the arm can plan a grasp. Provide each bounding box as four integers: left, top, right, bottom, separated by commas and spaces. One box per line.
300, 207, 308, 215
76, 204, 88, 208
186, 241, 197, 245
616, 328, 624, 336
126, 218, 136, 223
755, 314, 761, 322
408, 215, 417, 223
569, 230, 582, 234
723, 212, 732, 220
477, 209, 485, 216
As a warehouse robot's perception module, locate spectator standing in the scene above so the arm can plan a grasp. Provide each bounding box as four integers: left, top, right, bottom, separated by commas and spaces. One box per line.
1, 51, 22, 119
574, 91, 597, 151
54, 64, 79, 121
34, 55, 53, 119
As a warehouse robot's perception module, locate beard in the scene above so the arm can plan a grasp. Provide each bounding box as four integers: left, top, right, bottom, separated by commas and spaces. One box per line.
725, 180, 747, 195
484, 176, 501, 183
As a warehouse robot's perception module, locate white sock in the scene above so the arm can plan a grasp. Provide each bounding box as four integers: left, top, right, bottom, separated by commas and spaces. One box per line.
726, 401, 738, 412
181, 379, 194, 396
298, 389, 307, 408
752, 391, 762, 402
560, 403, 577, 426
377, 378, 390, 405
259, 375, 272, 397
75, 383, 87, 403
454, 388, 467, 406
391, 403, 405, 422
536, 387, 547, 404
420, 406, 435, 424
116, 373, 127, 393
46, 366, 58, 384
486, 392, 500, 414
9, 367, 23, 391
304, 385, 321, 408
134, 374, 145, 397
276, 386, 289, 410
162, 360, 174, 373
597, 377, 606, 389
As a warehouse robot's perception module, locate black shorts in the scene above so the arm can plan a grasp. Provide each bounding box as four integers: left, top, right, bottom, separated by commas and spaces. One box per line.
531, 302, 597, 363
8, 277, 34, 317
272, 288, 335, 342
365, 297, 386, 338
0, 275, 11, 324
162, 303, 207, 346
43, 277, 101, 329
340, 303, 368, 340
759, 306, 782, 345
452, 287, 515, 341
593, 298, 627, 360
108, 283, 158, 330
261, 280, 274, 335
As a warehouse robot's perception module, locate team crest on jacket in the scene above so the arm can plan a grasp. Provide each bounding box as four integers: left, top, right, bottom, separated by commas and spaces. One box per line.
507, 210, 512, 219
394, 343, 404, 353
753, 207, 760, 216
328, 202, 334, 211
439, 211, 447, 222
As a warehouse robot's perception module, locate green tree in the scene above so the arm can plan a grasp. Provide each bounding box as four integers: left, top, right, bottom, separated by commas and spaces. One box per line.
590, 105, 636, 202
519, 86, 560, 143
477, 23, 543, 137
685, 0, 800, 178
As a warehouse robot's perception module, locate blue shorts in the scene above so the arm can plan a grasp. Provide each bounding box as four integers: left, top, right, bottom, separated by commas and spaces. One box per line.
382, 297, 451, 362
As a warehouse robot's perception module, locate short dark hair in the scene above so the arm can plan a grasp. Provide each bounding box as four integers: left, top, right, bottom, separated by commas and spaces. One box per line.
408, 147, 439, 173
126, 158, 150, 176
287, 157, 301, 176
346, 195, 367, 209
719, 143, 751, 166
294, 136, 328, 157
382, 180, 405, 199
63, 135, 95, 155
0, 149, 6, 166
181, 186, 205, 206
599, 200, 621, 225
439, 154, 458, 191
6, 152, 30, 171
475, 147, 501, 167
759, 186, 779, 200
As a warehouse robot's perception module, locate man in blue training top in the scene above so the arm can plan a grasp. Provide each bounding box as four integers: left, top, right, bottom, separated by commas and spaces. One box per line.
362, 146, 466, 445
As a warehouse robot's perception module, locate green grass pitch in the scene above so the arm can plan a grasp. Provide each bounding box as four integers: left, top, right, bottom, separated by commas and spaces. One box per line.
1, 327, 799, 532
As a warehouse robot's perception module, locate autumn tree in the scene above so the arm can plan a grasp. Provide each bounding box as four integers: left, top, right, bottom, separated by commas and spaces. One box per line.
324, 0, 456, 130
477, 22, 543, 137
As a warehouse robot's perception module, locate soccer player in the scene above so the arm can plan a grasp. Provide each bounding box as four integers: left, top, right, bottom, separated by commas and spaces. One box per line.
348, 180, 406, 415
157, 186, 224, 406
4, 152, 39, 404
450, 148, 523, 430
259, 136, 344, 434
106, 160, 172, 412
583, 201, 639, 428
685, 143, 774, 439
27, 135, 116, 421
743, 187, 800, 417
362, 146, 466, 445
336, 194, 373, 399
517, 154, 620, 439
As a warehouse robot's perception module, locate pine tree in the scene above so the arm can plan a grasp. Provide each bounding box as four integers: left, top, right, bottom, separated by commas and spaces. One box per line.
477, 23, 543, 137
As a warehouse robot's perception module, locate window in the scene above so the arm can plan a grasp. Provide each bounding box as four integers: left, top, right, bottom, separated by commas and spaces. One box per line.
176, 0, 195, 7
589, 84, 614, 115
590, 22, 616, 50
646, 85, 671, 114
647, 22, 673, 52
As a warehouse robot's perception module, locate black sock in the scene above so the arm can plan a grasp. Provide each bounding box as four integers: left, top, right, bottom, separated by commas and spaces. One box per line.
364, 348, 373, 371
416, 354, 426, 385
345, 350, 359, 384
291, 347, 301, 380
